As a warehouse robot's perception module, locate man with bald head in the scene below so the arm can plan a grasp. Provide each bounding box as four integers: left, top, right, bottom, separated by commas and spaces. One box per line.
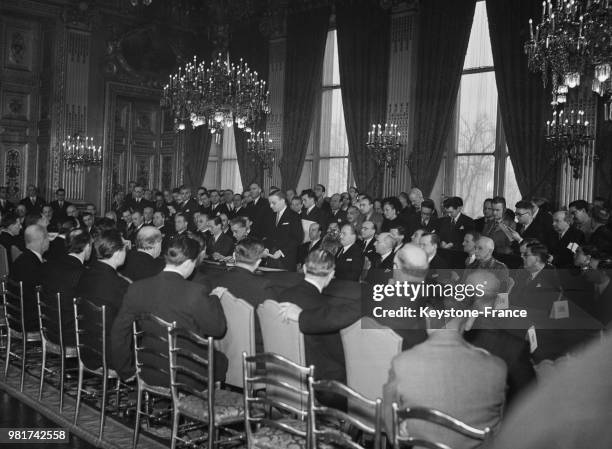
548, 210, 585, 268
472, 236, 511, 292
120, 226, 164, 282
11, 224, 50, 331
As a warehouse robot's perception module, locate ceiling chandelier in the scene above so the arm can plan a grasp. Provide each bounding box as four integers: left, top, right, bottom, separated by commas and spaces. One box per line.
247, 131, 275, 173
525, 0, 612, 110
62, 134, 102, 170
161, 53, 270, 142
545, 108, 594, 178
366, 123, 401, 178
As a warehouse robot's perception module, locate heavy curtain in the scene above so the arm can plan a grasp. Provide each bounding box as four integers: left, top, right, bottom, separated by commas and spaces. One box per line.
183, 125, 212, 189
407, 0, 476, 198
486, 0, 555, 199
230, 22, 269, 189
279, 7, 330, 191
336, 2, 390, 198
594, 98, 612, 200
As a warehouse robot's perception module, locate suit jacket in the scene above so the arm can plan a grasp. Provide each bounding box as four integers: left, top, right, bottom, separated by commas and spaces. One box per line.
280, 281, 360, 385
119, 250, 164, 282
125, 198, 153, 213
383, 332, 507, 448
0, 198, 15, 215
516, 220, 549, 247
75, 261, 129, 367
436, 213, 475, 249
365, 252, 394, 285
360, 237, 377, 263
40, 254, 86, 345
209, 202, 229, 218
407, 214, 438, 235
205, 232, 234, 258
328, 209, 347, 227
589, 224, 612, 254
357, 211, 383, 232
298, 238, 322, 265
20, 196, 46, 214
548, 227, 585, 268
301, 206, 328, 232
10, 249, 43, 332
179, 198, 199, 226
265, 208, 303, 271
483, 219, 516, 255
49, 200, 72, 223
474, 216, 488, 233
111, 271, 226, 385
45, 235, 67, 262
247, 196, 270, 238
334, 243, 364, 282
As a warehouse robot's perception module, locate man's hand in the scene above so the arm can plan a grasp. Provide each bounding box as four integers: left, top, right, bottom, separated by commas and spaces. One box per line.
278, 302, 301, 322
212, 252, 225, 261
273, 250, 285, 259
440, 241, 453, 249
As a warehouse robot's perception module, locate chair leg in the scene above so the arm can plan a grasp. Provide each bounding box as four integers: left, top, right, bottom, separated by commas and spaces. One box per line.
170, 409, 180, 449
208, 425, 217, 449
99, 374, 108, 441
74, 365, 83, 425
20, 337, 26, 392
114, 378, 121, 414
132, 387, 142, 449
38, 344, 46, 400
3, 331, 11, 380
59, 353, 65, 413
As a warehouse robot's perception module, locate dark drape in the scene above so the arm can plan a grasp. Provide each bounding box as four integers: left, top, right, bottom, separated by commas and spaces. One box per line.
230, 22, 269, 189
336, 3, 390, 198
594, 98, 612, 201
183, 125, 212, 189
279, 8, 329, 191
407, 0, 476, 197
486, 0, 555, 199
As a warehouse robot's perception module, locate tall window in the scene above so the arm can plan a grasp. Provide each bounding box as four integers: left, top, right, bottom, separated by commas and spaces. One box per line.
298, 29, 353, 194
448, 1, 520, 218
203, 127, 243, 193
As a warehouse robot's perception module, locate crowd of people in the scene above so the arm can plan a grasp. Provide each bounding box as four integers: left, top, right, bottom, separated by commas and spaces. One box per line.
1, 180, 611, 448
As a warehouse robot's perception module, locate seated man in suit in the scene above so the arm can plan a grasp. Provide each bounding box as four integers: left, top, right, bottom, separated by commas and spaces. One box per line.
119, 226, 164, 282
298, 222, 322, 266
40, 228, 91, 346
357, 195, 383, 232
112, 236, 227, 385
205, 216, 234, 261
407, 199, 438, 235
389, 224, 407, 254
383, 283, 507, 449
365, 232, 395, 285
474, 198, 493, 233
230, 216, 252, 243
359, 220, 377, 264
482, 196, 515, 255
328, 193, 347, 227
437, 196, 475, 250
301, 189, 327, 232
549, 210, 584, 269
334, 224, 364, 282
471, 236, 511, 292
10, 224, 50, 331
76, 229, 129, 368
507, 200, 549, 252
278, 250, 361, 407
419, 232, 449, 283
462, 230, 480, 268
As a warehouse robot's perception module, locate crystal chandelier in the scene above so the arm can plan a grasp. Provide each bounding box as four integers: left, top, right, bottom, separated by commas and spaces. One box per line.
62, 134, 102, 170
161, 53, 270, 143
525, 0, 612, 107
247, 131, 275, 173
545, 108, 594, 178
366, 123, 401, 177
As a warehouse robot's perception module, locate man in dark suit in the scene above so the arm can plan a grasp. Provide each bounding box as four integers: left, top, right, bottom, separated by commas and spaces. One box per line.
474, 198, 494, 233
328, 194, 347, 227
19, 184, 46, 215
75, 229, 130, 368
359, 220, 377, 263
205, 216, 234, 260
40, 228, 91, 345
119, 226, 164, 282
509, 200, 549, 251
49, 188, 72, 226
419, 232, 449, 283
365, 232, 395, 285
126, 210, 145, 246
247, 183, 270, 239
298, 222, 322, 266
437, 196, 475, 250
278, 250, 361, 407
549, 210, 585, 268
124, 184, 153, 213
335, 224, 364, 281
264, 191, 303, 271
301, 189, 327, 232
407, 198, 438, 235
178, 185, 198, 227
10, 224, 49, 331
112, 236, 227, 385
0, 186, 15, 215
209, 189, 229, 217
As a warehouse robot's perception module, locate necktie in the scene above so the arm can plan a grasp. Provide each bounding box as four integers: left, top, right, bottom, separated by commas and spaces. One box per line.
276, 212, 281, 225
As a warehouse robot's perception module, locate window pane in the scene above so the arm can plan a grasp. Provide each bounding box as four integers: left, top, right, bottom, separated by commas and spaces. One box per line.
297, 160, 313, 193
504, 156, 522, 208
320, 89, 349, 157
322, 30, 340, 86
319, 158, 349, 195
453, 155, 494, 218
464, 1, 493, 69
203, 160, 218, 189
220, 126, 243, 192
457, 71, 497, 154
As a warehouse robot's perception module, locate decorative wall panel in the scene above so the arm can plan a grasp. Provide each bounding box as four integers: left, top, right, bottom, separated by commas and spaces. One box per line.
4, 147, 22, 200
265, 37, 286, 191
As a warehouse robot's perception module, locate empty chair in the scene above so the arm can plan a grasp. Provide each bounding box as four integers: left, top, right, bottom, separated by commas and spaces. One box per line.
2, 277, 40, 391
391, 403, 491, 449
73, 298, 124, 440
168, 323, 243, 449
257, 299, 305, 365
308, 377, 383, 449
340, 317, 402, 403
242, 352, 314, 449
214, 290, 255, 388
36, 287, 77, 412
132, 313, 173, 449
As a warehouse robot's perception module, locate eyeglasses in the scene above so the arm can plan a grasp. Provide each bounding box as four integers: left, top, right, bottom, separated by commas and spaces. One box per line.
516, 212, 530, 217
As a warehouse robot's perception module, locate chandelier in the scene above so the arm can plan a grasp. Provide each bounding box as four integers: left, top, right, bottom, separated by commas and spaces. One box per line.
366, 123, 401, 177
545, 108, 594, 178
247, 131, 275, 173
161, 53, 270, 143
525, 0, 612, 107
62, 134, 102, 170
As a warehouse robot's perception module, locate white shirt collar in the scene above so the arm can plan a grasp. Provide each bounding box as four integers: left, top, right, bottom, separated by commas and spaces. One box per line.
304, 277, 324, 293
380, 250, 392, 261
277, 206, 286, 217
29, 248, 43, 263
307, 205, 315, 214
342, 243, 354, 252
